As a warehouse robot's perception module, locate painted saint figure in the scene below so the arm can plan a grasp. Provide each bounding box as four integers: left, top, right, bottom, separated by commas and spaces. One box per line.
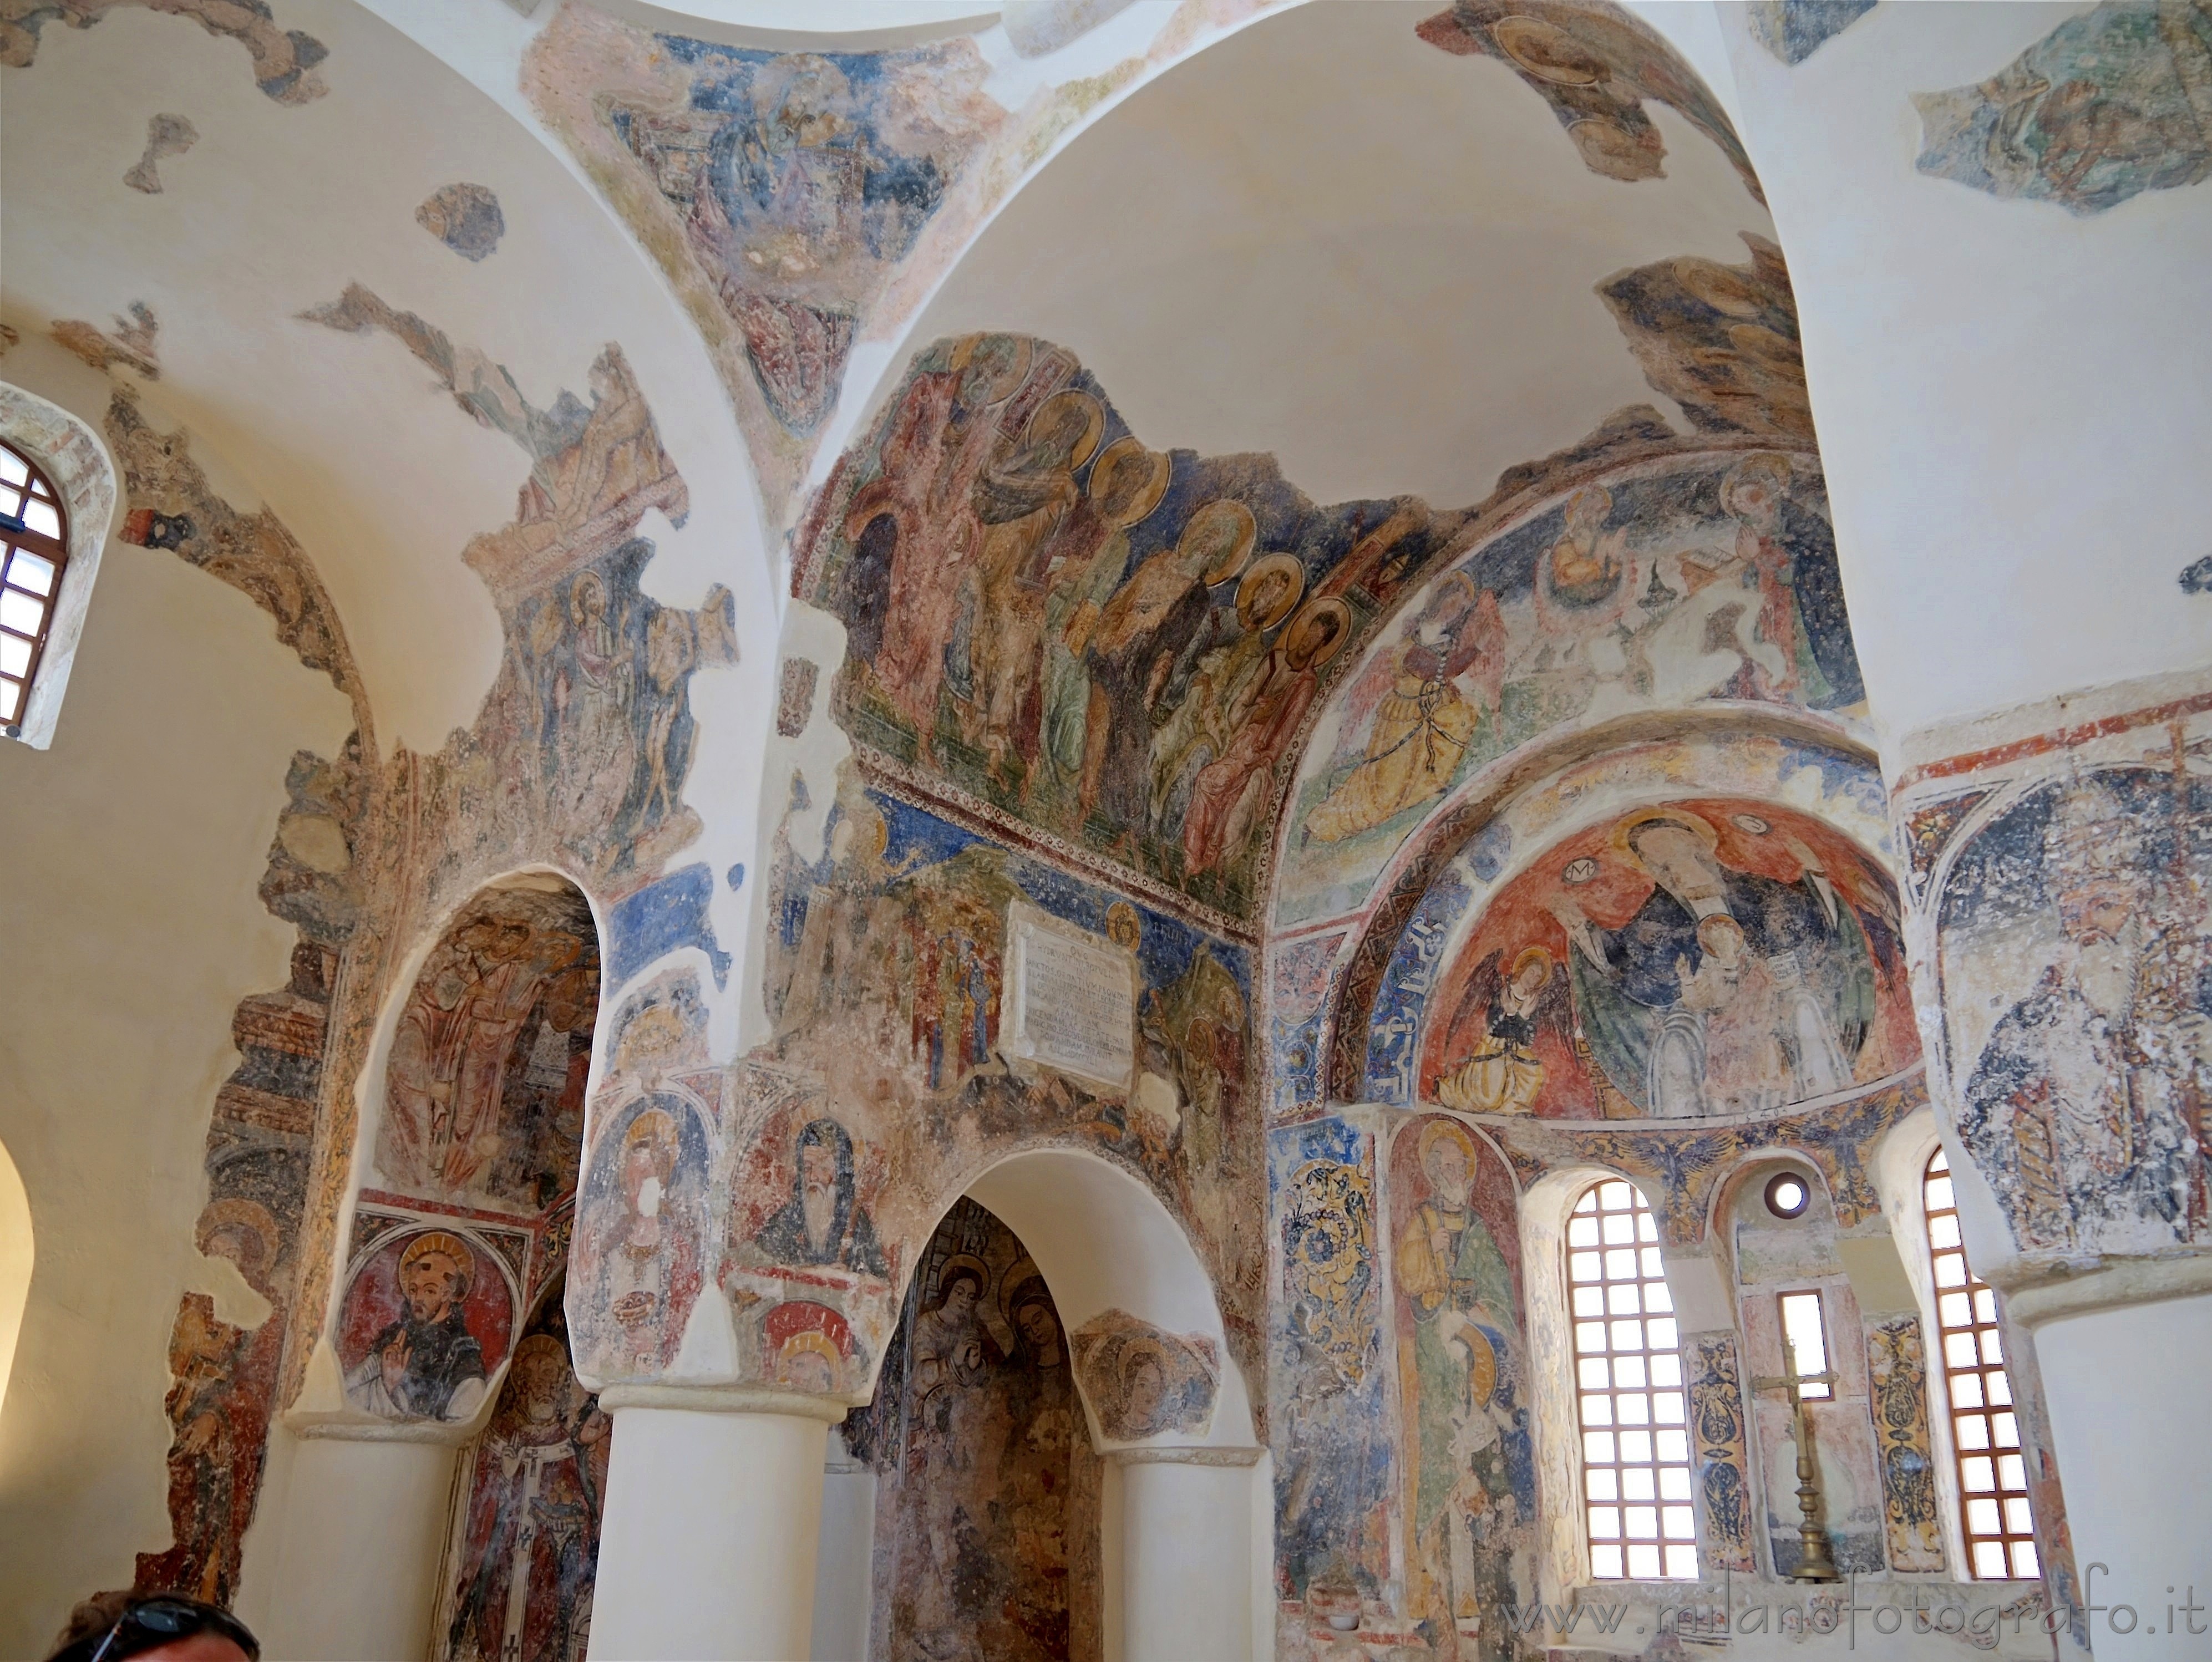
1437, 946, 1572, 1115
750, 1116, 890, 1276
346, 1233, 490, 1422
587, 1108, 704, 1375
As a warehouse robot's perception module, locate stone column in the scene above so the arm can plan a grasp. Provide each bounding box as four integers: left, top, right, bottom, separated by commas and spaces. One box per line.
810, 1425, 878, 1661
586, 1386, 841, 1662
242, 1426, 460, 1661
1113, 1446, 1262, 1662
1894, 666, 2212, 1654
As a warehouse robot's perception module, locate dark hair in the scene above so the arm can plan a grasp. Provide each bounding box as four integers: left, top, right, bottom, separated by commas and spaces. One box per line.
47, 1594, 260, 1662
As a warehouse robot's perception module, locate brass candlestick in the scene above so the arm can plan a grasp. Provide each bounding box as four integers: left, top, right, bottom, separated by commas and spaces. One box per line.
1751, 1337, 1841, 1583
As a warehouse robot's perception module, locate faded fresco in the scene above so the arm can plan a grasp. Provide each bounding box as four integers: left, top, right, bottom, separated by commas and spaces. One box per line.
1417, 0, 1765, 202
1268, 931, 1341, 1120
845, 1197, 1100, 1662
377, 884, 598, 1212
418, 185, 505, 263
1277, 451, 1864, 927
1748, 0, 1876, 65
1915, 1, 2212, 215
124, 113, 197, 194
796, 334, 1464, 927
1599, 235, 1814, 444
730, 765, 1264, 1394
336, 1223, 518, 1425
1866, 1315, 1944, 1574
435, 1287, 608, 1662
1268, 1117, 1392, 1603
1682, 1332, 1757, 1573
1388, 1115, 1534, 1656
1068, 1308, 1219, 1441
1419, 801, 1913, 1120
0, 0, 329, 102
567, 1091, 713, 1380
57, 301, 160, 381
1939, 765, 2212, 1257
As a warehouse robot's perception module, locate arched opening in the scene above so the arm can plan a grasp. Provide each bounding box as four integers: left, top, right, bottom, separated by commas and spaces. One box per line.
0, 1134, 30, 1427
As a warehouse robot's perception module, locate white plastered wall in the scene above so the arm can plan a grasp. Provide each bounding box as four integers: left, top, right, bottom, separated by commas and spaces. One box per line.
0, 347, 357, 1659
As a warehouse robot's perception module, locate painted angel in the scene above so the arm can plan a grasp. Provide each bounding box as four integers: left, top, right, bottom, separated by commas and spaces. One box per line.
1437, 945, 1574, 1116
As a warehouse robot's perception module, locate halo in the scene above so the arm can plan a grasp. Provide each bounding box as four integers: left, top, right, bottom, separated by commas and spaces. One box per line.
935, 1252, 991, 1303
1285, 596, 1353, 672
625, 1106, 678, 1151
1416, 1117, 1478, 1175
1183, 499, 1259, 586
511, 1331, 569, 1373
400, 1229, 476, 1294
1236, 553, 1306, 631
1421, 569, 1479, 625
1024, 389, 1105, 471
1463, 1322, 1500, 1407
196, 1198, 280, 1281
1609, 806, 1719, 867
1089, 436, 1171, 529
999, 1255, 1047, 1328
1105, 899, 1142, 953
1118, 1335, 1171, 1386
1492, 15, 1607, 84
1719, 452, 1792, 513
1563, 484, 1613, 526
947, 333, 1032, 406
1509, 944, 1555, 980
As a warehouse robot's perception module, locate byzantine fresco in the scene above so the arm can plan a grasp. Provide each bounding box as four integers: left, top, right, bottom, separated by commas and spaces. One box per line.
1387, 1114, 1535, 1657
844, 1197, 1101, 1662
1277, 451, 1864, 927
1419, 801, 1914, 1121
1748, 0, 1876, 65
567, 1091, 714, 1381
377, 884, 598, 1214
1682, 1332, 1757, 1573
335, 1222, 519, 1425
722, 765, 1264, 1395
795, 333, 1464, 926
1936, 764, 2212, 1257
1915, 1, 2212, 216
434, 1285, 608, 1662
1866, 1315, 1944, 1574
0, 0, 329, 103
1068, 1308, 1219, 1442
418, 184, 504, 263
124, 112, 197, 194
1417, 0, 1765, 202
1268, 1116, 1393, 1604
1599, 235, 1813, 444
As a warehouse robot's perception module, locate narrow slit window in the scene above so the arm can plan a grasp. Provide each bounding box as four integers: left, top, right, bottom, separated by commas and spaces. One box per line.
1777, 1290, 1833, 1400
1569, 1177, 1699, 1581
1924, 1148, 2039, 1580
0, 440, 69, 733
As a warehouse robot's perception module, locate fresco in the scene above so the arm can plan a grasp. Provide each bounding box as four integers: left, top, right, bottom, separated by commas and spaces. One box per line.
1939, 765, 2212, 1257
1915, 1, 2212, 215
0, 0, 329, 102
567, 1092, 713, 1380
1387, 1114, 1534, 1655
846, 1197, 1100, 1662
435, 1287, 608, 1662
377, 884, 598, 1212
1417, 0, 1765, 202
124, 113, 197, 194
1069, 1308, 1218, 1441
796, 334, 1465, 926
1268, 1117, 1392, 1602
418, 185, 505, 263
1749, 0, 1875, 64
1278, 451, 1864, 927
777, 655, 819, 737
1866, 1315, 1944, 1573
55, 302, 160, 381
1682, 1333, 1757, 1573
1599, 235, 1813, 444
336, 1223, 518, 1424
1267, 932, 1341, 1119
737, 765, 1264, 1397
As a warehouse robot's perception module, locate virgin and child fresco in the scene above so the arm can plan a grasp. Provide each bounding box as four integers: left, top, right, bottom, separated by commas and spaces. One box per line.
1420, 801, 1914, 1120
1277, 451, 1864, 926
847, 1198, 1100, 1662
435, 1285, 609, 1662
796, 334, 1460, 922
1389, 1116, 1535, 1658
377, 883, 600, 1212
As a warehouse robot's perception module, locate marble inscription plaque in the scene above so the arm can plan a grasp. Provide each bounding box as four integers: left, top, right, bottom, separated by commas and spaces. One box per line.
1003, 902, 1137, 1092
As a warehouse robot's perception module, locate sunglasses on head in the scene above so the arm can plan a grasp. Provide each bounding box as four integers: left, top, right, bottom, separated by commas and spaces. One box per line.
62, 1598, 260, 1662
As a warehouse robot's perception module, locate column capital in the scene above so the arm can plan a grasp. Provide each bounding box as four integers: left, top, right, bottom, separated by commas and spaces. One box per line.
595, 1382, 852, 1422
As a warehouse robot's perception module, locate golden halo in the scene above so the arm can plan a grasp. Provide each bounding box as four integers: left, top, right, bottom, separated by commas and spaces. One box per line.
1000, 1255, 1046, 1327
1089, 436, 1171, 529
1492, 16, 1608, 84
1463, 1323, 1500, 1407
1182, 499, 1259, 586
1510, 944, 1555, 981
400, 1229, 476, 1293
1284, 595, 1353, 672
1609, 806, 1720, 867
1024, 390, 1105, 471
1720, 452, 1792, 514
948, 333, 1032, 406
196, 1198, 280, 1278
1236, 553, 1306, 631
935, 1252, 991, 1302
1417, 1117, 1478, 1175
1105, 899, 1142, 953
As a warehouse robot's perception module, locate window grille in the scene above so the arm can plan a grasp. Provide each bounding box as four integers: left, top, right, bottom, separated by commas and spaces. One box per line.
1569, 1177, 1698, 1580
1924, 1148, 2038, 1579
0, 441, 68, 731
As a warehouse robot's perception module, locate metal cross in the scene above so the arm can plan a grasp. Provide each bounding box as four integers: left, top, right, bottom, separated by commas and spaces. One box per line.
1751, 1336, 1842, 1583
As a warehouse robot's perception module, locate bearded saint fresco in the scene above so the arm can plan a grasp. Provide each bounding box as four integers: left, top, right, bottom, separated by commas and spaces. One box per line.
1391, 1117, 1533, 1656
1424, 802, 1912, 1120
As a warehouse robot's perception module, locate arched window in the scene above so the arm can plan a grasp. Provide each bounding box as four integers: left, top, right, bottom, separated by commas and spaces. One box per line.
0, 439, 69, 732
1569, 1178, 1697, 1580
1923, 1148, 2038, 1579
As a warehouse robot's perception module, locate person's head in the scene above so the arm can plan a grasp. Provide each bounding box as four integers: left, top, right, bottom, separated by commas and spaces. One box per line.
1121, 1344, 1169, 1431
621, 1110, 679, 1207
1014, 1291, 1061, 1358
1509, 946, 1554, 997
1563, 485, 1612, 542
398, 1233, 473, 1325
1720, 453, 1790, 530
46, 1593, 259, 1662
1623, 814, 1725, 905
938, 1264, 985, 1319
510, 1334, 569, 1424
1420, 1120, 1478, 1203
1696, 914, 1746, 968
795, 1117, 853, 1202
